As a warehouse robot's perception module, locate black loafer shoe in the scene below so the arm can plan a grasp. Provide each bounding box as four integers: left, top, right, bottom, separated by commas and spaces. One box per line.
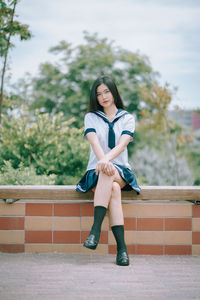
83, 234, 99, 250
116, 250, 129, 266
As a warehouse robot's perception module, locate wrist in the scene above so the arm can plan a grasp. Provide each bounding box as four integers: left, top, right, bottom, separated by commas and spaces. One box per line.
104, 154, 110, 162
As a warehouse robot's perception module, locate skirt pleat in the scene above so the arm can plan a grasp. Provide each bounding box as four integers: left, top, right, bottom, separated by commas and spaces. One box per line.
76, 164, 141, 194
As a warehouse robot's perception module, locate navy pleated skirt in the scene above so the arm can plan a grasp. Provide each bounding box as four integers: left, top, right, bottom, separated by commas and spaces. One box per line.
76, 164, 141, 194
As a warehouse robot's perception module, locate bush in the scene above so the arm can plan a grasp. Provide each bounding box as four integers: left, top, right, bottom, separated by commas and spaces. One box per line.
0, 108, 89, 184
0, 161, 56, 185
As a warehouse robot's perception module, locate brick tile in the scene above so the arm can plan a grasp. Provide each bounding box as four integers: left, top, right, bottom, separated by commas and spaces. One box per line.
0, 244, 24, 253
25, 231, 52, 243
165, 245, 192, 255
124, 217, 136, 230
192, 232, 200, 244
0, 230, 24, 243
54, 231, 80, 244
127, 244, 136, 254
54, 217, 80, 230
165, 218, 192, 231
125, 231, 137, 244
81, 231, 108, 244
54, 204, 80, 216
122, 204, 137, 217
26, 203, 52, 216
192, 245, 200, 255
137, 231, 164, 244
192, 218, 200, 231
0, 217, 24, 230
25, 244, 53, 253
137, 245, 163, 255
193, 205, 200, 218
137, 204, 164, 217
25, 217, 52, 230
165, 231, 192, 244
53, 244, 81, 253
108, 244, 116, 254
0, 202, 25, 216
164, 203, 192, 217
137, 218, 163, 231
81, 203, 94, 216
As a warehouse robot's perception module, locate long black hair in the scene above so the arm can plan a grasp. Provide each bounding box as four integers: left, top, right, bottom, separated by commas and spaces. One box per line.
87, 75, 124, 112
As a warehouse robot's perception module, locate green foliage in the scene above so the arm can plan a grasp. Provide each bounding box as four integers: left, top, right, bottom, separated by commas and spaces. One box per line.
0, 0, 32, 123
0, 0, 32, 57
0, 161, 56, 185
10, 31, 157, 127
0, 108, 89, 184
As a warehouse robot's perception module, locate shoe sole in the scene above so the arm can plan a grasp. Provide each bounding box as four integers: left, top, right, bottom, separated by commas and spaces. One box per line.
116, 261, 129, 266
83, 243, 97, 250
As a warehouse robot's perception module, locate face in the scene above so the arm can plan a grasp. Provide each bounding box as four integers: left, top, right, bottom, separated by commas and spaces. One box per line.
96, 84, 115, 109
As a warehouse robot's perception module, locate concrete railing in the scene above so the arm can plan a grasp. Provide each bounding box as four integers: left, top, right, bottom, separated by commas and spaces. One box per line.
0, 185, 200, 202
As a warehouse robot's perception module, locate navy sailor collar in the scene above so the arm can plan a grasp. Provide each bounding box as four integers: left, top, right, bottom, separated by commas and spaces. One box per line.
91, 109, 129, 149
92, 109, 128, 124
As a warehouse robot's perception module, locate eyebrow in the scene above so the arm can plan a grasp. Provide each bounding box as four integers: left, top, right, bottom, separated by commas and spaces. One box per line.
97, 88, 110, 94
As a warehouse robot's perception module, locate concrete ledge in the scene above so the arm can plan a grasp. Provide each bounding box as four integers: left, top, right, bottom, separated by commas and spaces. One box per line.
0, 185, 200, 201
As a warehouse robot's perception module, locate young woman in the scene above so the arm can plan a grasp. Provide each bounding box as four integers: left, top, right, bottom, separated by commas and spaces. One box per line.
76, 75, 140, 266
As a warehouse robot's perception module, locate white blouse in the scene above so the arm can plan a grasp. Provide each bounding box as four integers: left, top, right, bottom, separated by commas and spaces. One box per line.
84, 110, 135, 170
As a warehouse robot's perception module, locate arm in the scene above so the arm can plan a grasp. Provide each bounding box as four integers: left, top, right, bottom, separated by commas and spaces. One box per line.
105, 134, 132, 161
86, 132, 116, 176
87, 133, 132, 175
86, 132, 105, 161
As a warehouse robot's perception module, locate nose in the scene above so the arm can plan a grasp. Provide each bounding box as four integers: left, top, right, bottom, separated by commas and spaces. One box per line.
102, 92, 107, 99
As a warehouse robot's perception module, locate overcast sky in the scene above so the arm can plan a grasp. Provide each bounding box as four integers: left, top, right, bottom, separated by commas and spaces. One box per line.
8, 0, 200, 109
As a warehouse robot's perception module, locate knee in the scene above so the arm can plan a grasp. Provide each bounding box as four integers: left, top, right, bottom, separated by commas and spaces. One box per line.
112, 182, 121, 196
98, 171, 115, 181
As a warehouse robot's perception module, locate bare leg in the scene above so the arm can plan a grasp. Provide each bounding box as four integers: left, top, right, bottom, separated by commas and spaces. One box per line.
108, 182, 124, 226
93, 171, 115, 208
84, 169, 125, 248
108, 177, 129, 266
93, 169, 126, 206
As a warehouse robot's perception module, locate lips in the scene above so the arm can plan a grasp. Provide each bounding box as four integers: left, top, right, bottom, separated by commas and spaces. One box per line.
103, 100, 109, 103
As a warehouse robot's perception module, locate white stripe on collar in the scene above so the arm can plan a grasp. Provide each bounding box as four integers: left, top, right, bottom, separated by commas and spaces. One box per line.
93, 109, 128, 123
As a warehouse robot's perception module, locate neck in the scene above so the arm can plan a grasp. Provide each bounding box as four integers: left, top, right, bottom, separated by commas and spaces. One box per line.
104, 105, 118, 117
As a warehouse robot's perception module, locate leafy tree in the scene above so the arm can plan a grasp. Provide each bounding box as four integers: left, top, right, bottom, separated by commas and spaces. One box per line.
10, 31, 157, 127
0, 108, 89, 184
0, 0, 32, 122
131, 81, 195, 185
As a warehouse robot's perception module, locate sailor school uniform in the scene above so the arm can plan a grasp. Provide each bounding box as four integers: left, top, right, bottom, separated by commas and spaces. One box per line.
76, 109, 141, 194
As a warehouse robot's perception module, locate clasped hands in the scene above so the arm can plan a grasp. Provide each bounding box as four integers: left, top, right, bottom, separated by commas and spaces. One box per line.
95, 157, 116, 176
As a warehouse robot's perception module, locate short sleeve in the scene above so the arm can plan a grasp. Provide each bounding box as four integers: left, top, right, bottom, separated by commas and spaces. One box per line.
121, 114, 135, 141
84, 113, 97, 137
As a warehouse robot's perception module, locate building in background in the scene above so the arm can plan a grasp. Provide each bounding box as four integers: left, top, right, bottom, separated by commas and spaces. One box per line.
169, 110, 200, 146
169, 110, 200, 131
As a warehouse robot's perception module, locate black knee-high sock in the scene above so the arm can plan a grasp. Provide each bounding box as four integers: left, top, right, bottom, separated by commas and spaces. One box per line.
90, 206, 107, 240
111, 225, 127, 253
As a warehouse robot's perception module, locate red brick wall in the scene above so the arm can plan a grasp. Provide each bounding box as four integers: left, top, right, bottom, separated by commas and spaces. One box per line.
0, 200, 200, 255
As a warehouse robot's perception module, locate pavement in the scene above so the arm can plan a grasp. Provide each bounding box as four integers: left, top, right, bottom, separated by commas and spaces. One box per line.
0, 253, 200, 300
